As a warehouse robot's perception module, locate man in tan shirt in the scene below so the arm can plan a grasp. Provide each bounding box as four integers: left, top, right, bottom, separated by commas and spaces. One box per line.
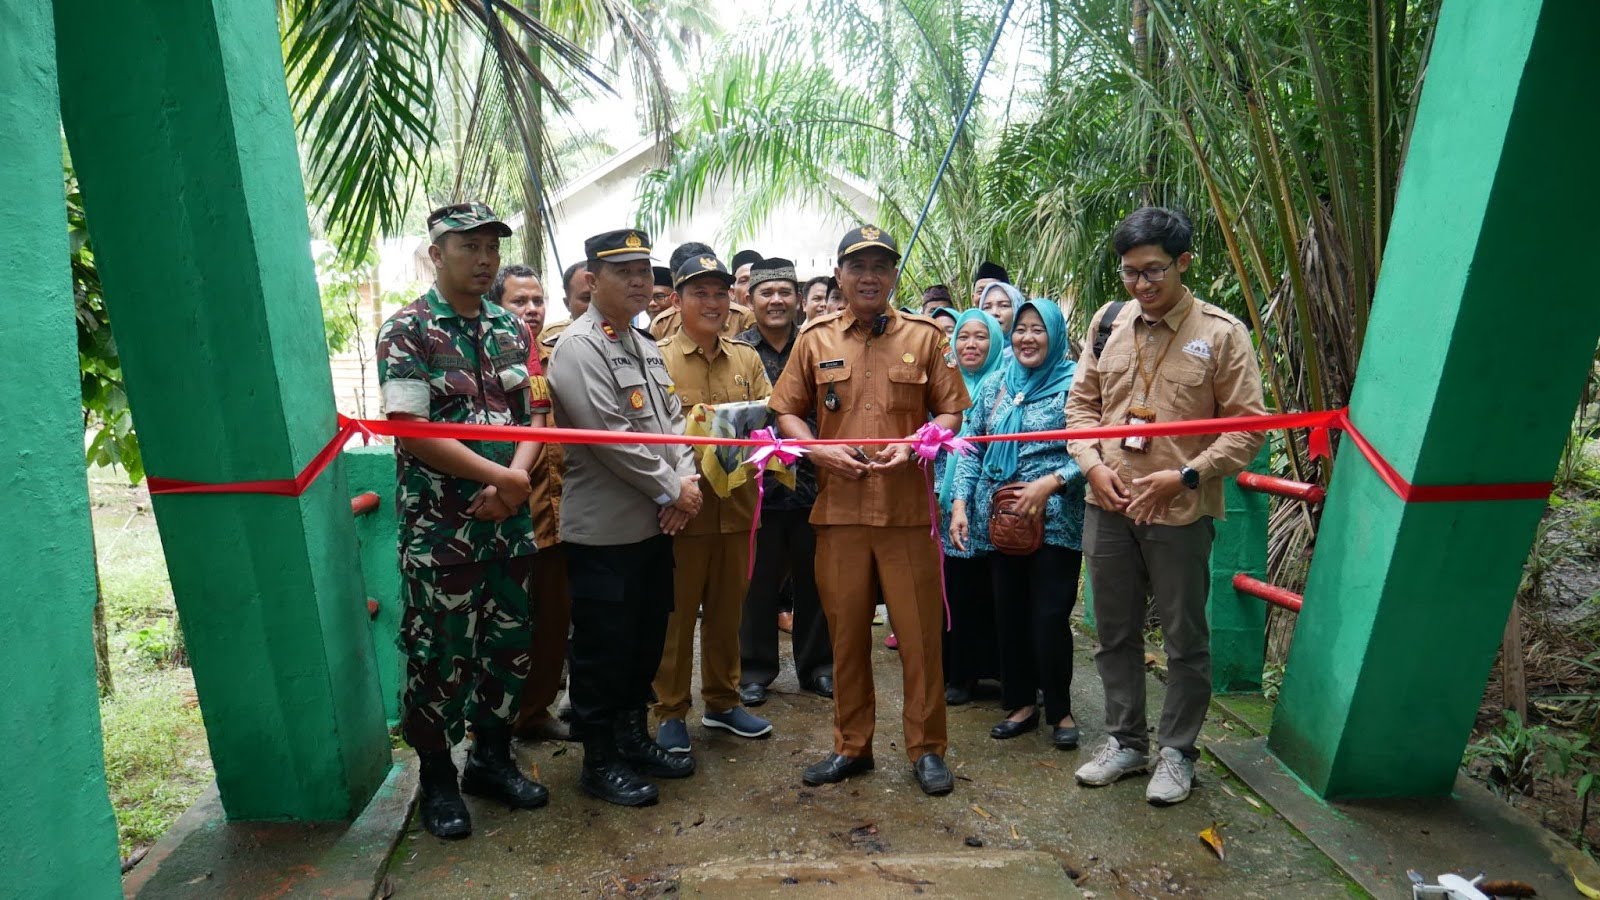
651, 254, 776, 753
1065, 207, 1266, 806
770, 226, 970, 796
649, 241, 758, 339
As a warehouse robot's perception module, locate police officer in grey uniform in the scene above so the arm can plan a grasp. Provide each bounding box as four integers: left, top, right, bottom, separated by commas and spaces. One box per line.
548, 229, 702, 807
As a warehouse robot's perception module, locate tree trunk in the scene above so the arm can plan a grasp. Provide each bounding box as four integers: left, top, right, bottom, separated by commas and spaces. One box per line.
522, 0, 545, 272
92, 542, 113, 698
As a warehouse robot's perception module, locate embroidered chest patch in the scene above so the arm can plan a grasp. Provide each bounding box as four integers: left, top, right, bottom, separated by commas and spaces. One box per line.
1181, 339, 1212, 360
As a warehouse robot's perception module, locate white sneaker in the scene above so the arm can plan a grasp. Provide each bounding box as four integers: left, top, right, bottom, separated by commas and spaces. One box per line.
1074, 737, 1150, 786
1145, 747, 1195, 805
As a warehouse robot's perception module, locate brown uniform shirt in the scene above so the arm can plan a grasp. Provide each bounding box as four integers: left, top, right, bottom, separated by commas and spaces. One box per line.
649, 303, 757, 340
539, 318, 571, 348
660, 330, 773, 536
769, 307, 970, 528
528, 340, 563, 548
1065, 292, 1267, 526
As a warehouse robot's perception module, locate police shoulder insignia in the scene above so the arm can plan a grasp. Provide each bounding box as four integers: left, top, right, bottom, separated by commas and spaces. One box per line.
600, 321, 620, 341
629, 388, 645, 410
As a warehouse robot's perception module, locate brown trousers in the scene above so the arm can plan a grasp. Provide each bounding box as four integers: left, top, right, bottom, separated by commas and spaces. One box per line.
815, 525, 947, 762
652, 532, 748, 719
513, 544, 570, 734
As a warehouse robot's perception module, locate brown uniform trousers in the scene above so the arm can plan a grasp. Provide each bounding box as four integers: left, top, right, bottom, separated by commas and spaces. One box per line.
651, 331, 773, 719
515, 341, 570, 735
768, 307, 970, 761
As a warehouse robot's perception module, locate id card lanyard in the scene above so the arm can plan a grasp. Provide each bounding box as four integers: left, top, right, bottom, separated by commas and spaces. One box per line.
1122, 291, 1193, 453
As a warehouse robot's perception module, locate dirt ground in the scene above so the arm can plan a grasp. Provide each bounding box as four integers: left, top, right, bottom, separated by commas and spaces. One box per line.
388, 630, 1359, 898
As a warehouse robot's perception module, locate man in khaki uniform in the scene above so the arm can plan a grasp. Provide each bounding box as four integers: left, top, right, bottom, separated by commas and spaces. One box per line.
770, 226, 969, 796
540, 261, 592, 349
649, 241, 757, 339
1066, 207, 1266, 806
652, 254, 776, 753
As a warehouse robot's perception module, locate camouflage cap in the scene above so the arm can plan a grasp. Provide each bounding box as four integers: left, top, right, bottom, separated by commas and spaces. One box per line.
584, 229, 653, 264
748, 256, 799, 292
837, 225, 901, 261
427, 202, 513, 242
673, 254, 735, 290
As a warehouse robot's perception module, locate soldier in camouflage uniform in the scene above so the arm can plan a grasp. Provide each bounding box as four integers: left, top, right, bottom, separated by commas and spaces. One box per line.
376, 202, 553, 840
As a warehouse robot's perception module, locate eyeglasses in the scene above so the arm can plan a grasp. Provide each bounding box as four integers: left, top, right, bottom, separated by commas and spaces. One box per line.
1118, 262, 1176, 284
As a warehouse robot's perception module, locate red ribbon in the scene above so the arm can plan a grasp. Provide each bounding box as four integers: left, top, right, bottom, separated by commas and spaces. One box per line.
145, 409, 1552, 505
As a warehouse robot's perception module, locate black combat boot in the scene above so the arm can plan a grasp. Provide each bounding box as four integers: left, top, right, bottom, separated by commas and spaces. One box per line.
461, 724, 550, 809
579, 727, 659, 807
417, 751, 471, 839
614, 709, 695, 779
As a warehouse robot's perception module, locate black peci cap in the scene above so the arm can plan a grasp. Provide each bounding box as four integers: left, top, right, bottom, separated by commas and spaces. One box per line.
975, 260, 1010, 283
730, 249, 763, 271
837, 225, 901, 262
653, 266, 673, 288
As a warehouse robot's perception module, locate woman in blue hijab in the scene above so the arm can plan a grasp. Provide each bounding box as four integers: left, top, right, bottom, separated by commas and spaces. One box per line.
950, 298, 1087, 749
935, 308, 1006, 705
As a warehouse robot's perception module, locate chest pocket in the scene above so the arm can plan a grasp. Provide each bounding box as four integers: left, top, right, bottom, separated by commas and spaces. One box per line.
615, 366, 653, 420
649, 365, 681, 418
814, 363, 853, 417
1159, 359, 1210, 416
886, 364, 927, 413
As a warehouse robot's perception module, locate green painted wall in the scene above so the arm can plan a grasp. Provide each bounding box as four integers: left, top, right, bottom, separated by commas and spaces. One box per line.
346, 446, 404, 728
1270, 0, 1600, 798
1, 1, 123, 894
53, 0, 389, 819
1209, 447, 1270, 693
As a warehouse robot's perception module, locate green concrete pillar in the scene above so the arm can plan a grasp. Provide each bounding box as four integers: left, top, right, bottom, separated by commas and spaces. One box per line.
1209, 446, 1270, 693
345, 446, 404, 728
53, 0, 390, 819
1269, 0, 1600, 798
1, 1, 122, 893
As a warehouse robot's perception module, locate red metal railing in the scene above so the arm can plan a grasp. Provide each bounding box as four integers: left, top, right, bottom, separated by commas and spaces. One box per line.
1233, 574, 1304, 612
350, 491, 380, 516
1236, 471, 1326, 503
1232, 472, 1323, 613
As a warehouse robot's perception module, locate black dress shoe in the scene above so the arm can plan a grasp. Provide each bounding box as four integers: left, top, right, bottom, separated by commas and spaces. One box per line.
945, 683, 972, 706
913, 753, 954, 796
802, 753, 874, 786
417, 751, 471, 839
806, 675, 834, 699
614, 710, 695, 779
739, 683, 768, 707
1051, 724, 1081, 750
990, 710, 1041, 740
461, 730, 550, 809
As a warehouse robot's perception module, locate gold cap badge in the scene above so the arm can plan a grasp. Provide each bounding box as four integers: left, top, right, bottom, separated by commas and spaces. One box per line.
625, 232, 642, 249
700, 256, 717, 269
860, 226, 881, 241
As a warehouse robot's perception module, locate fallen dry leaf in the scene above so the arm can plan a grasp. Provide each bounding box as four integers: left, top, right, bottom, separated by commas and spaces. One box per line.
1199, 823, 1225, 861
1035, 760, 1059, 770
1576, 872, 1600, 899
1010, 824, 1020, 840
1242, 794, 1263, 810
970, 804, 994, 820
1144, 652, 1159, 667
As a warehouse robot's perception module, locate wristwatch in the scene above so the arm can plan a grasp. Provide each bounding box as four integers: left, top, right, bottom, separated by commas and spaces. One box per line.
1179, 466, 1200, 490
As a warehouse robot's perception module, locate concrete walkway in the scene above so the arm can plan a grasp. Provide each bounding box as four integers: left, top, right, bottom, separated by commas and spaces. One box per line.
389, 623, 1358, 898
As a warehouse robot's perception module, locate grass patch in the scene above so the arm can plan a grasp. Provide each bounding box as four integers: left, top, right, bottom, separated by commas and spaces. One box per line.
99, 670, 211, 858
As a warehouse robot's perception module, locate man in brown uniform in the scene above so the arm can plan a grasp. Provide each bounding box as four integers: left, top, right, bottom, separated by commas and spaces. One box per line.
539, 261, 592, 350
770, 226, 969, 796
649, 241, 757, 340
490, 265, 575, 743
1066, 207, 1266, 806
652, 254, 776, 753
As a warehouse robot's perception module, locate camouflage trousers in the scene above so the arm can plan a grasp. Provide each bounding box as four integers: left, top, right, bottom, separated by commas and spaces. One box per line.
399, 555, 535, 753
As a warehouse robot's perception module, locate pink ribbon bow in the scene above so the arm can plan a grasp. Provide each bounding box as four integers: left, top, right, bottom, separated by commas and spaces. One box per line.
744, 428, 809, 578
911, 422, 974, 631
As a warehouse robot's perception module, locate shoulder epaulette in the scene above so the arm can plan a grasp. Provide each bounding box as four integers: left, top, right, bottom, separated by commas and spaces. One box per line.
899, 311, 944, 330
799, 311, 844, 333
1196, 299, 1245, 327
